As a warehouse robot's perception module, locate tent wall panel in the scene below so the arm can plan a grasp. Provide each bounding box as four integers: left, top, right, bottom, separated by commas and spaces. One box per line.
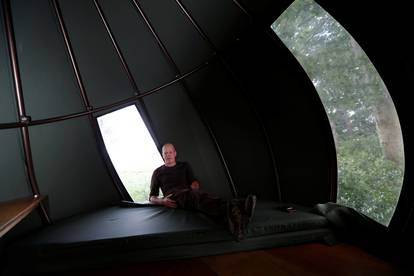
0, 1, 17, 123
58, 0, 135, 108
11, 0, 84, 120
179, 0, 251, 51
143, 84, 232, 199
225, 28, 334, 206
99, 0, 176, 93
0, 129, 31, 201
238, 0, 292, 25
186, 61, 279, 199
29, 118, 119, 220
138, 0, 213, 74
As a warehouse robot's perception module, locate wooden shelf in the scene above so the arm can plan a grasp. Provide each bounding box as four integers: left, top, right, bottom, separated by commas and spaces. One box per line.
0, 195, 46, 238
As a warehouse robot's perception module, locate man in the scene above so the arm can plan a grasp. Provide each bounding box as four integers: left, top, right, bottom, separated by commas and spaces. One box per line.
149, 143, 256, 241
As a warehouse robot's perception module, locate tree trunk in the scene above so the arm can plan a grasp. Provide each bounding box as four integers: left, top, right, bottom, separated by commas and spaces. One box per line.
373, 93, 404, 167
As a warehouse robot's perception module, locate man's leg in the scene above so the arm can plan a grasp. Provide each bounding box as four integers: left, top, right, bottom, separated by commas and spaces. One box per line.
231, 195, 257, 225
244, 194, 257, 225
187, 190, 226, 220
174, 190, 247, 241
227, 200, 245, 241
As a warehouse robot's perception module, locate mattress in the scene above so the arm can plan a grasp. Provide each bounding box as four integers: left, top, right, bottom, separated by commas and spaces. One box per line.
5, 200, 334, 274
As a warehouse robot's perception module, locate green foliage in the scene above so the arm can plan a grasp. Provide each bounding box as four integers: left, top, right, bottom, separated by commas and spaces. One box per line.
272, 0, 404, 225
337, 136, 403, 225
273, 0, 386, 141
119, 170, 152, 202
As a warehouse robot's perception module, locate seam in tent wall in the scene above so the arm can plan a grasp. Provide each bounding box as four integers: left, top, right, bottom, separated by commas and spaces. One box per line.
131, 0, 238, 198
50, 0, 92, 111
231, 0, 254, 19
92, 0, 160, 150
2, 0, 51, 225
51, 0, 129, 202
175, 0, 282, 201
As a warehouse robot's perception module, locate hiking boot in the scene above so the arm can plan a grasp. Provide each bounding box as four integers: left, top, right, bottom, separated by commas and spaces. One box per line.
227, 202, 245, 241
244, 194, 257, 225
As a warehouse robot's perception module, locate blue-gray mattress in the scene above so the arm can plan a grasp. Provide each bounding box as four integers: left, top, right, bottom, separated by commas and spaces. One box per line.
6, 200, 334, 274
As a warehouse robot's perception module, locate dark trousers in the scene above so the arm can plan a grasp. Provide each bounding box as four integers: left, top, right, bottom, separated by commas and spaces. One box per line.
171, 189, 227, 223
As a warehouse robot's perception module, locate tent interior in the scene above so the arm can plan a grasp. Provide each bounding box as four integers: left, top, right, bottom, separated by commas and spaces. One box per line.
0, 0, 413, 274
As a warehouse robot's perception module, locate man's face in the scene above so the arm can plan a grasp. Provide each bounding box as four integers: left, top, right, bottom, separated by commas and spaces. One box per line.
162, 144, 177, 166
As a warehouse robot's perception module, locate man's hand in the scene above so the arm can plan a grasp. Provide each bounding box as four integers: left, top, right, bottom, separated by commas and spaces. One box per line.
191, 180, 200, 190
149, 194, 177, 208
162, 194, 177, 208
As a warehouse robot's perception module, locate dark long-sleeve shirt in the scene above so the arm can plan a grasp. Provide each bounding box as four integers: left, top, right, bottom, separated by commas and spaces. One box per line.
150, 161, 196, 197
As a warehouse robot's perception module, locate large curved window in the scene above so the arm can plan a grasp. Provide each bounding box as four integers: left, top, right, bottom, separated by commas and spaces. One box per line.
271, 0, 404, 225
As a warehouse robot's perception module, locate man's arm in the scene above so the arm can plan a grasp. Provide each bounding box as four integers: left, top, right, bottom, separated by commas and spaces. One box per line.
149, 194, 177, 208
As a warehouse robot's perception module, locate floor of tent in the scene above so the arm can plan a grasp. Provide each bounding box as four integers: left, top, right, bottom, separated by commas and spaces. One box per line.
61, 243, 405, 276
5, 200, 335, 275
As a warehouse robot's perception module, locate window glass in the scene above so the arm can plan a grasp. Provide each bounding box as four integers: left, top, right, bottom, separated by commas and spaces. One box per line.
97, 105, 164, 202
271, 0, 404, 225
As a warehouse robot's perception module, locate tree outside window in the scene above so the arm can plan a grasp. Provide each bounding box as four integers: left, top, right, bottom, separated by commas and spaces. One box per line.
272, 0, 404, 225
